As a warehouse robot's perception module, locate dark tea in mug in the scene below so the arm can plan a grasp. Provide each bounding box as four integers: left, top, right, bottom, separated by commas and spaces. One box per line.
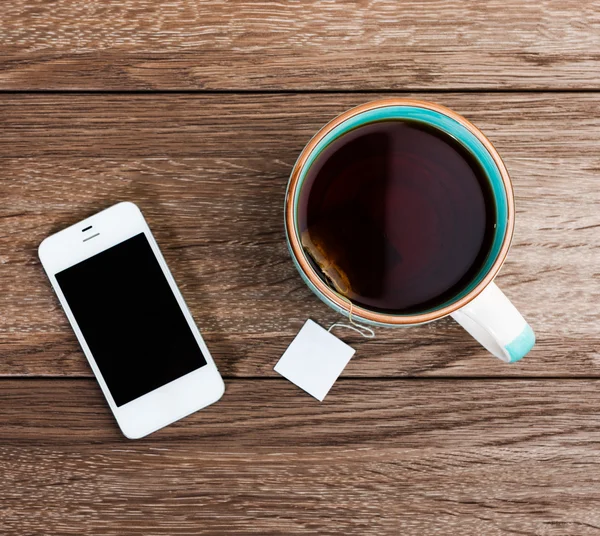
297, 119, 497, 315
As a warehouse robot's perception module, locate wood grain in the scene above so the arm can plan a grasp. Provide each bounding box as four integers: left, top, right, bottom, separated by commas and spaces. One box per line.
1, 0, 600, 90
0, 93, 598, 378
2, 379, 600, 535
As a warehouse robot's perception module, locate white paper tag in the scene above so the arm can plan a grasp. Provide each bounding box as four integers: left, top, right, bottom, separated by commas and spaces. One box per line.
274, 319, 356, 401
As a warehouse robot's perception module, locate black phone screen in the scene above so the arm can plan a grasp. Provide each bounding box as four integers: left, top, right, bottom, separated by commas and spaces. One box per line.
56, 233, 207, 407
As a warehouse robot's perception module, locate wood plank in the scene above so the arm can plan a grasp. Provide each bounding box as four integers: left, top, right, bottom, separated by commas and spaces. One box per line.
2, 379, 600, 534
1, 93, 598, 377
3, 378, 600, 446
1, 1, 600, 90
6, 447, 600, 536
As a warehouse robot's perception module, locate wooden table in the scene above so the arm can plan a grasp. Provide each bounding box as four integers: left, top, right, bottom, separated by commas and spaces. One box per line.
1, 2, 599, 534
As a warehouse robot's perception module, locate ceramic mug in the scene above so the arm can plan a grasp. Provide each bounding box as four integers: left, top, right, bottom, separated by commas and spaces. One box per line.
284, 98, 535, 362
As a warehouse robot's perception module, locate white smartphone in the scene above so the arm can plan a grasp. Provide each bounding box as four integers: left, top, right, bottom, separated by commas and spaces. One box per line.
39, 202, 225, 439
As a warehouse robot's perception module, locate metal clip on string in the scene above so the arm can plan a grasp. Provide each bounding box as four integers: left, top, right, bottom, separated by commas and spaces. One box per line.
327, 297, 375, 339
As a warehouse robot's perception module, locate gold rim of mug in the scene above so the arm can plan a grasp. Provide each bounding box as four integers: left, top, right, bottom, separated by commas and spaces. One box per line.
285, 98, 515, 325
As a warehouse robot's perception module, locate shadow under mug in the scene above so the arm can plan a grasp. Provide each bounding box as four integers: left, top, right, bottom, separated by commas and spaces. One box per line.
285, 98, 535, 363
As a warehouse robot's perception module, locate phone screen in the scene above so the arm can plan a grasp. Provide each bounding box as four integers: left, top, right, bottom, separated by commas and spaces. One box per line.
56, 233, 207, 407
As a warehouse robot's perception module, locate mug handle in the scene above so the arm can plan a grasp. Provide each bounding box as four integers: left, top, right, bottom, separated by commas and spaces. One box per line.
450, 282, 535, 363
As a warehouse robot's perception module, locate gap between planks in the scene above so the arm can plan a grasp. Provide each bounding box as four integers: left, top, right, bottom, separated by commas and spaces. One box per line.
1, 88, 600, 95
3, 376, 600, 381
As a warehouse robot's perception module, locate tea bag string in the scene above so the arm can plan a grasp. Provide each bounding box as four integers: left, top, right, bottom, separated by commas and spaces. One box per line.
328, 298, 375, 339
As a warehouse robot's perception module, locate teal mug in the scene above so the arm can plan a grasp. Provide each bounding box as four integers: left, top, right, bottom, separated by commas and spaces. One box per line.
284, 99, 535, 362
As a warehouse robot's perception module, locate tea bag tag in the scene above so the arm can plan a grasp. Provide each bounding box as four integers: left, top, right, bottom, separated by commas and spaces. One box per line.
274, 319, 356, 401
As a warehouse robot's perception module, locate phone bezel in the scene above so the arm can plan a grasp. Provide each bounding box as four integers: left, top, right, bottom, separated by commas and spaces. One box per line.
38, 202, 225, 439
